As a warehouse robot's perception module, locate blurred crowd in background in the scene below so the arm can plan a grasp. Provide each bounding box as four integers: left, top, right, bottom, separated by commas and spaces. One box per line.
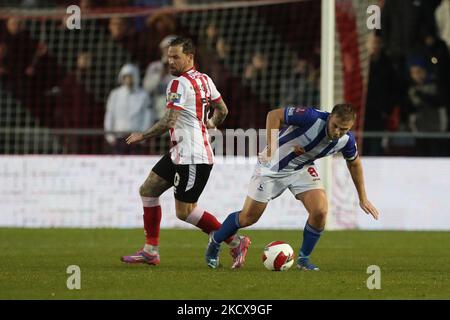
365, 0, 450, 156
0, 0, 449, 156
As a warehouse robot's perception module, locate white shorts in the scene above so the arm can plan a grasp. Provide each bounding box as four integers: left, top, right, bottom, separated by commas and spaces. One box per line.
247, 164, 324, 203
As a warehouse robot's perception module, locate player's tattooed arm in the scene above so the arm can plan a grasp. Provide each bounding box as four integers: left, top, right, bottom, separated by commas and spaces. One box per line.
207, 98, 228, 128
126, 108, 180, 144
143, 108, 180, 139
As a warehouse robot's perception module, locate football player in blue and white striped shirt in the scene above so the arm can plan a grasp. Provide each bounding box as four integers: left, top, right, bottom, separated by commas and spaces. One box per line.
206, 104, 380, 270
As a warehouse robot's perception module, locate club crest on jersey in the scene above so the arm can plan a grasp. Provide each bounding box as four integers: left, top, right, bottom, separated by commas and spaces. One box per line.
307, 167, 319, 178
288, 106, 307, 116
167, 92, 181, 103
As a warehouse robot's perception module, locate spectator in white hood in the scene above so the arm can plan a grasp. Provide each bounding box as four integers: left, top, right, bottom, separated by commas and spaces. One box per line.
104, 63, 152, 154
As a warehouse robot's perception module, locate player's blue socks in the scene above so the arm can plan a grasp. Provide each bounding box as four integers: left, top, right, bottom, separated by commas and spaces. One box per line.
212, 211, 241, 244
299, 222, 323, 259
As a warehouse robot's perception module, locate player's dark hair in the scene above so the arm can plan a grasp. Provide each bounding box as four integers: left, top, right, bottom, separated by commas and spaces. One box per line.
332, 104, 356, 122
169, 36, 196, 56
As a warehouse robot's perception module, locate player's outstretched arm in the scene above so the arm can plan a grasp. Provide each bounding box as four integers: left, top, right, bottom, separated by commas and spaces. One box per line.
207, 98, 228, 129
346, 156, 380, 220
126, 108, 180, 144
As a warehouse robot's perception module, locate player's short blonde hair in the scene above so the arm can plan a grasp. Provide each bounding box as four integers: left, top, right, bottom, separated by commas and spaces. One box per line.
332, 104, 356, 122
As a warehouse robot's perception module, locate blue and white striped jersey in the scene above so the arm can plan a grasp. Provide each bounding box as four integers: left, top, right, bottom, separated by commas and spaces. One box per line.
263, 106, 358, 174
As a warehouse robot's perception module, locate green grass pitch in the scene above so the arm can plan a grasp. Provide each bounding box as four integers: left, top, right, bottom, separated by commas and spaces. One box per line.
1, 228, 449, 299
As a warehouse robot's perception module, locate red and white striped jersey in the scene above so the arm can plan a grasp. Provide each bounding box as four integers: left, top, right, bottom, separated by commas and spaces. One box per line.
166, 67, 221, 165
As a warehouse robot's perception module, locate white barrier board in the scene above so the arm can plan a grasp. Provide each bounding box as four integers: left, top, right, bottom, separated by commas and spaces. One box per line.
0, 156, 449, 230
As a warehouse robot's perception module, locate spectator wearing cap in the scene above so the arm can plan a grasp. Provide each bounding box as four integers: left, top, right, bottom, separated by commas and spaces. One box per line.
381, 0, 437, 105
407, 57, 448, 156
411, 27, 450, 130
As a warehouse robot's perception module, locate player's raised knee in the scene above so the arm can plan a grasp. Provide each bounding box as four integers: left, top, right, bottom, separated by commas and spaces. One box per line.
175, 210, 189, 221
175, 202, 197, 221
239, 212, 259, 228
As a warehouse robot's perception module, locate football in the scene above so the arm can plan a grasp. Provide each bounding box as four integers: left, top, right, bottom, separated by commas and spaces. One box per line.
262, 241, 295, 271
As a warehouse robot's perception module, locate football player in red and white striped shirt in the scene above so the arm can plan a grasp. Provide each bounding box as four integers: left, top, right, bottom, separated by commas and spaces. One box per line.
121, 37, 250, 269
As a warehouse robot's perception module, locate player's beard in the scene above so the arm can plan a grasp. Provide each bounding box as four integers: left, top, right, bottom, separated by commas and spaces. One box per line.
169, 68, 180, 76
169, 65, 183, 77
